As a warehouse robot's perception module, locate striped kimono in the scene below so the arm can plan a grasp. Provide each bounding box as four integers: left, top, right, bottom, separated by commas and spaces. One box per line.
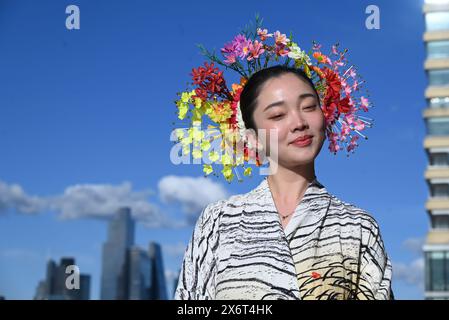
174, 176, 393, 300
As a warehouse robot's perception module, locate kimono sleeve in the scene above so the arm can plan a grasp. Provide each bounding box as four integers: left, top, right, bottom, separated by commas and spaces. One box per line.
356, 218, 394, 300
173, 201, 221, 300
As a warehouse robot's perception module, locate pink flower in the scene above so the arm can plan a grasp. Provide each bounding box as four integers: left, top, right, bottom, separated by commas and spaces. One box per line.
312, 42, 322, 51
247, 40, 265, 61
332, 45, 338, 55
221, 41, 238, 65
347, 135, 359, 152
341, 122, 351, 137
354, 120, 365, 131
328, 132, 340, 154
257, 28, 273, 41
344, 113, 355, 125
360, 96, 369, 112
224, 53, 236, 64
275, 44, 290, 57
221, 34, 251, 63
235, 34, 251, 59
349, 68, 356, 78
273, 31, 290, 46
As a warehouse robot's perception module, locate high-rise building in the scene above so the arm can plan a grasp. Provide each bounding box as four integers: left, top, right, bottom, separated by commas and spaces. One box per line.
99, 207, 168, 300
100, 207, 135, 300
423, 0, 449, 300
148, 242, 168, 300
34, 257, 90, 300
127, 246, 152, 300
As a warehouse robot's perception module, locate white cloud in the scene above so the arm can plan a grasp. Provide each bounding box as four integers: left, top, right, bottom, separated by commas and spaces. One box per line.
0, 181, 46, 214
0, 176, 230, 228
393, 258, 424, 288
47, 181, 178, 228
0, 179, 182, 228
393, 236, 425, 290
158, 175, 228, 223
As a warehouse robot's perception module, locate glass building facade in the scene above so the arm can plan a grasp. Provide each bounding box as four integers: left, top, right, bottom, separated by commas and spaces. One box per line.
148, 242, 168, 300
34, 257, 91, 300
99, 207, 168, 300
423, 0, 449, 300
100, 207, 135, 300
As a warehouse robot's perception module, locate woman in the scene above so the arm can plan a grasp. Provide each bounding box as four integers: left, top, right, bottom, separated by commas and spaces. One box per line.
174, 65, 393, 300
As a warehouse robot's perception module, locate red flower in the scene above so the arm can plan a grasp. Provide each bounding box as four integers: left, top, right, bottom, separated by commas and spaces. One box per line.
311, 272, 321, 279
190, 62, 231, 101
337, 96, 351, 114
323, 68, 341, 100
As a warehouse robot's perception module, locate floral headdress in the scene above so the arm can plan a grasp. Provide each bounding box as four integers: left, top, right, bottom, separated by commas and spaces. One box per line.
173, 15, 373, 183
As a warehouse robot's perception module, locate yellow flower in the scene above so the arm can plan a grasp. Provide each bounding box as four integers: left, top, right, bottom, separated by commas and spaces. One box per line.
194, 97, 202, 109
221, 153, 232, 165
175, 129, 184, 141
201, 140, 211, 151
209, 151, 219, 162
177, 103, 188, 120
243, 167, 252, 176
191, 127, 204, 143
221, 165, 234, 182
203, 164, 213, 175
192, 148, 202, 159
180, 92, 189, 103
208, 102, 232, 123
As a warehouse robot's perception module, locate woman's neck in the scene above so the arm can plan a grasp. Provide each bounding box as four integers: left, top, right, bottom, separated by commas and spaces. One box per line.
266, 162, 316, 203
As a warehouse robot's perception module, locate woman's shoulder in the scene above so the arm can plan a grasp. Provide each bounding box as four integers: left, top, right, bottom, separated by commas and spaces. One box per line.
326, 192, 383, 238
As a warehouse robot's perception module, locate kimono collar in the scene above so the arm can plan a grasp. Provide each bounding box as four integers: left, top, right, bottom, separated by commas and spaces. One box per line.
253, 175, 326, 197
252, 175, 331, 239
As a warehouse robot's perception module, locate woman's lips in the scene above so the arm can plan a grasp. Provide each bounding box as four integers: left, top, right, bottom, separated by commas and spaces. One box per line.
291, 136, 313, 147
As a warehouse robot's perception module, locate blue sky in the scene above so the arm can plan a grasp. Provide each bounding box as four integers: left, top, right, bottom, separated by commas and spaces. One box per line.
0, 0, 429, 299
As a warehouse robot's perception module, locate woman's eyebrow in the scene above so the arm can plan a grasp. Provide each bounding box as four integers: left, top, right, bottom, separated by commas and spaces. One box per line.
263, 93, 316, 112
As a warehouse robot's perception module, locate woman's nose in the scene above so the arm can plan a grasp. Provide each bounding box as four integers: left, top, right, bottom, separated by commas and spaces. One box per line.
290, 110, 308, 132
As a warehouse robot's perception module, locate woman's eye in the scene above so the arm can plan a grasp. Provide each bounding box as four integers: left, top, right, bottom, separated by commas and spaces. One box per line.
270, 114, 284, 120
303, 105, 317, 111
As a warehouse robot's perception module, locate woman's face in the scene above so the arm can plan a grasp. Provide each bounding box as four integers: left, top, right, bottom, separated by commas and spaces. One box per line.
251, 73, 326, 168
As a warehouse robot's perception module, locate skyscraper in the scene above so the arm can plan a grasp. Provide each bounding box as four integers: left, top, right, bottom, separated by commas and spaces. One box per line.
423, 0, 449, 300
34, 257, 91, 300
148, 242, 168, 300
127, 246, 152, 300
100, 207, 135, 300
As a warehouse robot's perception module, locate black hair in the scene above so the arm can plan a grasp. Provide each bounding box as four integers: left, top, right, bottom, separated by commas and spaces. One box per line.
239, 65, 320, 131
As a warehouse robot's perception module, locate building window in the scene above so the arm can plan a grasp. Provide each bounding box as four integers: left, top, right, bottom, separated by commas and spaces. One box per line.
429, 97, 449, 108
431, 183, 449, 197
427, 117, 449, 135
432, 215, 449, 229
426, 12, 449, 31
430, 152, 449, 166
427, 41, 449, 59
426, 251, 449, 291
428, 69, 449, 86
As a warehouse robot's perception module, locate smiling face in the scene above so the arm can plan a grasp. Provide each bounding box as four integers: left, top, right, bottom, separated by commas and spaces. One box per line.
251, 72, 326, 168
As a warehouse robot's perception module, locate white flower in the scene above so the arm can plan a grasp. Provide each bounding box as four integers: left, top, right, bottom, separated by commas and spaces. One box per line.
288, 42, 311, 65
236, 101, 255, 149
236, 101, 246, 136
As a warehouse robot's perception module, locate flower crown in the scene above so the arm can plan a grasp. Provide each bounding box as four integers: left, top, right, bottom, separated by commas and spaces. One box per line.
173, 15, 373, 183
